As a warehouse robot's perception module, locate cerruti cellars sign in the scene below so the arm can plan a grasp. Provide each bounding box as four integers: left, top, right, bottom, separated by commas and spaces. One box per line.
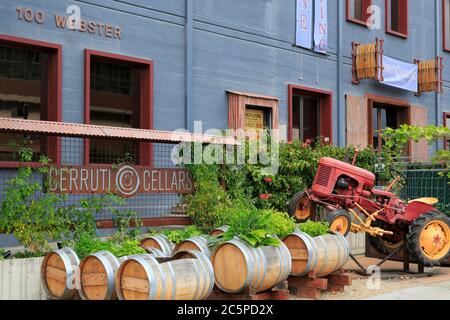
48, 166, 193, 197
15, 6, 122, 40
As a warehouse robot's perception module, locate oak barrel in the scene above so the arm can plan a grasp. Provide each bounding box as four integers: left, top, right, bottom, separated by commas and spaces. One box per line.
78, 251, 128, 300
209, 226, 229, 236
140, 235, 174, 256
173, 236, 210, 258
41, 247, 80, 300
142, 247, 166, 258
115, 253, 214, 300
282, 231, 350, 277
211, 239, 291, 293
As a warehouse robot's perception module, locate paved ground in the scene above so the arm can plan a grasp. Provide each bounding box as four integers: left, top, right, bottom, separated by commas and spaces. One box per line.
320, 257, 450, 300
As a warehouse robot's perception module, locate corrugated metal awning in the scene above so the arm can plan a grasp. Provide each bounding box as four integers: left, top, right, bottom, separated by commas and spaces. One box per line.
0, 117, 239, 145
226, 90, 279, 101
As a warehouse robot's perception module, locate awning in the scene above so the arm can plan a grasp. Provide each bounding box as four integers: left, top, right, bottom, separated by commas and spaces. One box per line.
0, 117, 239, 145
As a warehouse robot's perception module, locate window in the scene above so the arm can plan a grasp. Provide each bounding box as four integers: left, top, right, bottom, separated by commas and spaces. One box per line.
445, 113, 450, 149
386, 0, 408, 38
371, 103, 408, 150
85, 50, 153, 165
347, 0, 372, 26
292, 96, 320, 143
444, 0, 450, 51
227, 91, 279, 132
288, 85, 332, 144
245, 106, 272, 131
0, 35, 61, 166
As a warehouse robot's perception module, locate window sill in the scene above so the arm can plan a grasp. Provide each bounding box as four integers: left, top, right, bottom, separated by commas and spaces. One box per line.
386, 29, 408, 39
346, 17, 369, 28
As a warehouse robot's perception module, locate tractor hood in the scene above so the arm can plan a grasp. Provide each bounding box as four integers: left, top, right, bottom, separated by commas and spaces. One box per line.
318, 157, 376, 189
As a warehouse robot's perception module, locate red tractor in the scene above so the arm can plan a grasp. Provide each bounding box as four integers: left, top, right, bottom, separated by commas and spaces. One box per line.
288, 152, 450, 266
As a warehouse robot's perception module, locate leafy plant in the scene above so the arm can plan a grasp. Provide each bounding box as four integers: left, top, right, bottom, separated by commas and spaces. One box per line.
260, 209, 296, 238
437, 203, 450, 217
110, 208, 143, 243
183, 163, 236, 230
73, 233, 145, 260
381, 124, 450, 182
297, 220, 330, 237
0, 146, 70, 255
221, 140, 385, 212
146, 225, 203, 245
219, 208, 281, 248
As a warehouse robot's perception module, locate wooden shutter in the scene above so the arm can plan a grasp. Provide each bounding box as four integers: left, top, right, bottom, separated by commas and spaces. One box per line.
416, 57, 443, 95
346, 95, 368, 148
410, 105, 428, 162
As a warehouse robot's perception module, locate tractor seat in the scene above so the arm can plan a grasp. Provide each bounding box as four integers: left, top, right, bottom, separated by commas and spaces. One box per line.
371, 189, 395, 198
408, 197, 439, 205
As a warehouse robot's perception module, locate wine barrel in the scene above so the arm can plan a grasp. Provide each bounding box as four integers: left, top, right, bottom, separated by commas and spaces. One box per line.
142, 247, 166, 258
209, 226, 229, 236
282, 231, 350, 277
41, 247, 80, 300
140, 235, 174, 256
116, 253, 214, 300
78, 251, 128, 300
173, 236, 210, 258
211, 239, 291, 293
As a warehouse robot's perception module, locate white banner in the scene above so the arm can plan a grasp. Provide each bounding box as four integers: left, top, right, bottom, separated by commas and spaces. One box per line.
381, 56, 418, 92
296, 0, 313, 49
314, 0, 328, 53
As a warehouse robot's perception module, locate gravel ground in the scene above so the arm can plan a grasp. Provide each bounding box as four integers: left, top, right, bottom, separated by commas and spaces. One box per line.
320, 276, 425, 300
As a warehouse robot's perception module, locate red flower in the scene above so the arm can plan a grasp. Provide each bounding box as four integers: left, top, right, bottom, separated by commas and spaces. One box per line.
263, 177, 273, 183
259, 194, 271, 200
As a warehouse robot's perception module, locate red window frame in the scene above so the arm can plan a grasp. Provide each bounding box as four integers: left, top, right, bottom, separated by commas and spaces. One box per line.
84, 49, 154, 166
444, 0, 450, 52
0, 34, 62, 168
288, 84, 333, 144
444, 112, 450, 149
346, 0, 372, 27
385, 0, 408, 38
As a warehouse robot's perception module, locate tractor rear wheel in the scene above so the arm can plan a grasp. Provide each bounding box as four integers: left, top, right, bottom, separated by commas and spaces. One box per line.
288, 191, 315, 223
326, 210, 352, 237
407, 212, 450, 267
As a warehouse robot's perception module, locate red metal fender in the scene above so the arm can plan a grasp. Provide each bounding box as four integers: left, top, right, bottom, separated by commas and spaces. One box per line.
401, 201, 439, 223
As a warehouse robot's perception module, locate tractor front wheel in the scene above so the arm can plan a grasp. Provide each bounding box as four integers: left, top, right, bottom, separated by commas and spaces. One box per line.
288, 191, 315, 223
407, 212, 450, 267
326, 210, 352, 237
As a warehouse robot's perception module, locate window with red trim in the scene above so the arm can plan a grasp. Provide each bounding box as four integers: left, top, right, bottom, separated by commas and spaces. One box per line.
347, 0, 372, 26
84, 50, 153, 166
386, 0, 408, 38
0, 35, 61, 166
288, 85, 333, 144
444, 0, 450, 52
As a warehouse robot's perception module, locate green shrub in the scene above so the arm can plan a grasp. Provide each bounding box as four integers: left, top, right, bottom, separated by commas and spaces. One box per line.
0, 148, 70, 255
160, 225, 203, 244
260, 209, 296, 238
219, 208, 281, 248
297, 220, 330, 237
222, 141, 384, 212
73, 234, 146, 260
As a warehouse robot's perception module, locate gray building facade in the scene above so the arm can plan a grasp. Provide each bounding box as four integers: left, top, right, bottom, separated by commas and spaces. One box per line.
0, 0, 448, 153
